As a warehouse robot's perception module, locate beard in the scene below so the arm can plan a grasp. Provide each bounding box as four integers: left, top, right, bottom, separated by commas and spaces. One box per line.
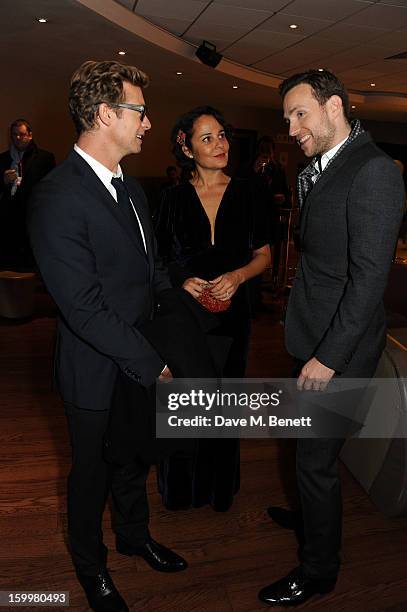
312, 114, 336, 156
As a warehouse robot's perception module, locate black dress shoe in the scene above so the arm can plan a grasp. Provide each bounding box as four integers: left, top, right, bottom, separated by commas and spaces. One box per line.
77, 569, 128, 612
116, 537, 188, 572
258, 567, 336, 607
267, 506, 302, 531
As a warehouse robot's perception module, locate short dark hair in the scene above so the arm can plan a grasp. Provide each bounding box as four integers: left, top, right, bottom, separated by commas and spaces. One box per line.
10, 119, 32, 134
279, 69, 350, 122
171, 106, 232, 175
69, 60, 149, 135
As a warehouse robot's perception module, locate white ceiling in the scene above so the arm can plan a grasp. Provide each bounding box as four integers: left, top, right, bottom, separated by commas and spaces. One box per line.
122, 0, 407, 95
2, 0, 407, 124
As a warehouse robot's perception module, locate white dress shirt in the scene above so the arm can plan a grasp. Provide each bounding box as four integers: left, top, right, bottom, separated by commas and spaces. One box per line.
311, 136, 349, 183
320, 136, 348, 172
74, 144, 147, 252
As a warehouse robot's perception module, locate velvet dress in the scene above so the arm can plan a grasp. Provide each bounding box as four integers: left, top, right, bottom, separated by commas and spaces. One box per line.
154, 177, 269, 511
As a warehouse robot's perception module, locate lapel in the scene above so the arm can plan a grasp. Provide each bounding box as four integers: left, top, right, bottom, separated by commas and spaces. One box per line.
300, 159, 343, 244
123, 176, 154, 269
300, 133, 371, 243
70, 151, 148, 259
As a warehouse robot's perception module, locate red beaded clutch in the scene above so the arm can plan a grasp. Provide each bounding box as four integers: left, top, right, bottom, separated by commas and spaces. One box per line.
197, 287, 231, 313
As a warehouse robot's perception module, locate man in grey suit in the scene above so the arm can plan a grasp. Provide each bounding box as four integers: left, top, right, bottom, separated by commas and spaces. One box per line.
29, 61, 187, 612
259, 70, 405, 607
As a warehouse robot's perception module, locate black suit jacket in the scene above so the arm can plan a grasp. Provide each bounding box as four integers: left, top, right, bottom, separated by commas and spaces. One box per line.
28, 150, 171, 411
285, 132, 405, 376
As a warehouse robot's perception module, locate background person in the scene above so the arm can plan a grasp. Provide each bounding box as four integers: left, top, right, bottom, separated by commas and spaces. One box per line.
242, 135, 291, 308
0, 119, 55, 268
160, 164, 180, 194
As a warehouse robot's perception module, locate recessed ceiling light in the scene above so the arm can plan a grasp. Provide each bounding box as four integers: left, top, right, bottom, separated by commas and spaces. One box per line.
370, 82, 376, 87
351, 105, 356, 109
118, 51, 126, 56
318, 68, 324, 72
289, 24, 298, 29
176, 71, 183, 75
232, 85, 238, 89
37, 17, 47, 23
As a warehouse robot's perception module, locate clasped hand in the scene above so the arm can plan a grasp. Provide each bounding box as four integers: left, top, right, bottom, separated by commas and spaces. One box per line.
182, 270, 243, 301
209, 271, 243, 300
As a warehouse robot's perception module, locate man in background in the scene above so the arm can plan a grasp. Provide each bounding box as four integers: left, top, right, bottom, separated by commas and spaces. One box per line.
0, 119, 55, 268
161, 164, 180, 193
252, 136, 291, 291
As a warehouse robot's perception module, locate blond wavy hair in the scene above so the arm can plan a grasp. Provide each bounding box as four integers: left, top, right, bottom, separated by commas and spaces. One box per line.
69, 60, 149, 135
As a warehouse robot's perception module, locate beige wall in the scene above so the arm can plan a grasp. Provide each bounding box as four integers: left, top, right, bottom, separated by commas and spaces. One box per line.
1, 69, 406, 192
1, 76, 298, 182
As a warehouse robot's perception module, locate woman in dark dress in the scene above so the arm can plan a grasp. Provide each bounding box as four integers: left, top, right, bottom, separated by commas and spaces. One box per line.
154, 106, 270, 511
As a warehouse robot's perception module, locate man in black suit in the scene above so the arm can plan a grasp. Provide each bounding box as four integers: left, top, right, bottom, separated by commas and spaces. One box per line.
0, 119, 55, 268
28, 61, 187, 612
259, 70, 405, 607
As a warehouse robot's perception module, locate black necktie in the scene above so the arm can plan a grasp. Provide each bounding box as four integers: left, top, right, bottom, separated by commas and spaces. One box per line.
111, 177, 145, 250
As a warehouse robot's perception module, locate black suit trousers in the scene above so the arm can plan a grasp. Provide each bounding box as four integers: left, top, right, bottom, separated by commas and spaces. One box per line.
293, 357, 377, 580
291, 359, 343, 580
296, 435, 345, 580
64, 289, 229, 575
65, 404, 150, 575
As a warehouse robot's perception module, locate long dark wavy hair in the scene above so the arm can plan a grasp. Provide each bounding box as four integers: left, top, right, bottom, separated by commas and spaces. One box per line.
170, 106, 233, 178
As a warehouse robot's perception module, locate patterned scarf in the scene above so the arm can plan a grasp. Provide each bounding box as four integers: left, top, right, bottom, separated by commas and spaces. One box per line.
297, 119, 364, 209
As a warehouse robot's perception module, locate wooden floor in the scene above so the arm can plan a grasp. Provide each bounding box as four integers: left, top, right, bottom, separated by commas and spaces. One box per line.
1, 282, 407, 611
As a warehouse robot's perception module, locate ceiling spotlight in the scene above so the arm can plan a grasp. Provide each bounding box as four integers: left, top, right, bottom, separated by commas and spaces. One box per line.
232, 85, 238, 89
318, 68, 324, 72
289, 24, 298, 29
37, 17, 47, 23
351, 105, 356, 109
118, 51, 126, 56
195, 40, 222, 68
370, 82, 376, 87
176, 71, 183, 75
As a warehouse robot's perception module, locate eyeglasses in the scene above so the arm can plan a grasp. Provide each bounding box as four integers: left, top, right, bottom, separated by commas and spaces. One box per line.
12, 131, 31, 140
113, 103, 147, 120
98, 102, 147, 121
